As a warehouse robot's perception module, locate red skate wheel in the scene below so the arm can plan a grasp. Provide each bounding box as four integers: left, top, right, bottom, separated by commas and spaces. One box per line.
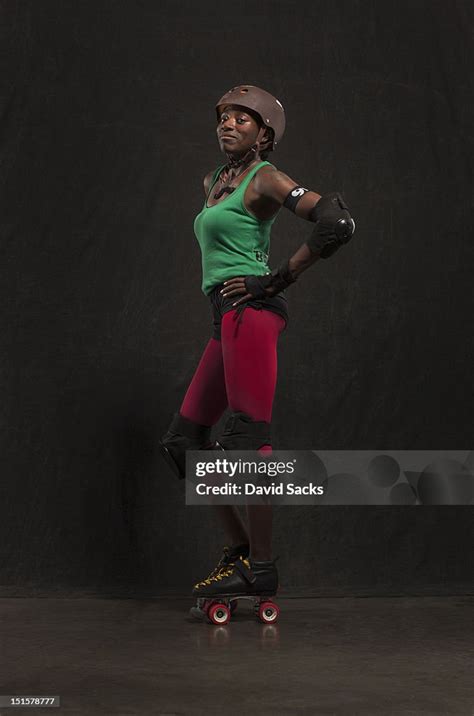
258, 601, 280, 624
207, 602, 231, 625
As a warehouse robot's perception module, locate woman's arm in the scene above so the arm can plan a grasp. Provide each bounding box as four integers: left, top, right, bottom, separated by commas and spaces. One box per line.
221, 166, 356, 305
203, 171, 215, 196
253, 166, 322, 221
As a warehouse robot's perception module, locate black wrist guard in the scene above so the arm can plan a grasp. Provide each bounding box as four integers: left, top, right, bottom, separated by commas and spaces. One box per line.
244, 260, 297, 299
306, 192, 356, 258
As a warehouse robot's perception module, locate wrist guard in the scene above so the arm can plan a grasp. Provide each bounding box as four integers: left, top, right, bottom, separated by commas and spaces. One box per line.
306, 192, 356, 258
244, 260, 297, 299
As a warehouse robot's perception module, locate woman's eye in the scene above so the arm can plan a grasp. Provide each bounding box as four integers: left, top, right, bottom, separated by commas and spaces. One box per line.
220, 115, 247, 123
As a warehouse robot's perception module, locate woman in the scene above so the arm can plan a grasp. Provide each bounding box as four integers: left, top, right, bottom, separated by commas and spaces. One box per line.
159, 85, 355, 613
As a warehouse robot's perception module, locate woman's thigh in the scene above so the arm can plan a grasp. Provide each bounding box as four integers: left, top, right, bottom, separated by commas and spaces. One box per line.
180, 337, 228, 425
221, 308, 285, 422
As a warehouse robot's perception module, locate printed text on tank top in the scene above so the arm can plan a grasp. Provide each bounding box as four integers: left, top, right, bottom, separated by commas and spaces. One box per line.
205, 162, 281, 221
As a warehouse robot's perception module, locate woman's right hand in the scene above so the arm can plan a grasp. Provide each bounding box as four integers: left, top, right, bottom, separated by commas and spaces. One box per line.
221, 264, 295, 304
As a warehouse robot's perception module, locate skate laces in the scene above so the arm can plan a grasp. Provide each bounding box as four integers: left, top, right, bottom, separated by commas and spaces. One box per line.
194, 556, 251, 588
194, 548, 238, 588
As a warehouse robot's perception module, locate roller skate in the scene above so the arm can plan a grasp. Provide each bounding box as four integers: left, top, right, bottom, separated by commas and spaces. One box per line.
190, 554, 280, 625
189, 543, 249, 621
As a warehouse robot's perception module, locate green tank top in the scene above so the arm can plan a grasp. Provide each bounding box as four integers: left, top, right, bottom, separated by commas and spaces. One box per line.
193, 160, 280, 295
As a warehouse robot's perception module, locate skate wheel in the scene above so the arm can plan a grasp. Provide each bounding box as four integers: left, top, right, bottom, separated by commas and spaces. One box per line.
207, 602, 231, 625
258, 601, 280, 624
229, 599, 238, 614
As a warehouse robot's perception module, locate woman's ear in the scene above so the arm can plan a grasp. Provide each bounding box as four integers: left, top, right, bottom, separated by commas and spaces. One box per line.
257, 127, 273, 152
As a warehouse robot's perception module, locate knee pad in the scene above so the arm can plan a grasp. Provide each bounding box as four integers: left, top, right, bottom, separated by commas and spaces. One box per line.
159, 412, 213, 480
215, 412, 271, 451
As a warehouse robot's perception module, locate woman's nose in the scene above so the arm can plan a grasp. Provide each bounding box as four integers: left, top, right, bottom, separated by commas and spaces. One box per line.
221, 117, 235, 130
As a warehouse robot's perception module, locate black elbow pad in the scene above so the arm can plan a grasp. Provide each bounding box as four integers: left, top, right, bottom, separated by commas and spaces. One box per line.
306, 192, 356, 258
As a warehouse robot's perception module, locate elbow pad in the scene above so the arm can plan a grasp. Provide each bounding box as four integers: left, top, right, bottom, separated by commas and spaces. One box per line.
306, 192, 356, 258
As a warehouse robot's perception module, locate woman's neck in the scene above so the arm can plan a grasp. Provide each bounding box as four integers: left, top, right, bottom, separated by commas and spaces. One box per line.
213, 155, 261, 200
224, 143, 262, 171
221, 156, 259, 184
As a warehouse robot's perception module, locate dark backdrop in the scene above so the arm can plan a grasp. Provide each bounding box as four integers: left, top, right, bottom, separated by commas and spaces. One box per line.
1, 0, 473, 596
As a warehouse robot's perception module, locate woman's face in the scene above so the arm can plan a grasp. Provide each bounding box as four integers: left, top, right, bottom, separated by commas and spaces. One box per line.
217, 104, 265, 155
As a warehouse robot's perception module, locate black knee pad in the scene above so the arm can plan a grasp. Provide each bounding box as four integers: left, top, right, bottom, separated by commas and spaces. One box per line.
215, 412, 271, 451
159, 412, 213, 480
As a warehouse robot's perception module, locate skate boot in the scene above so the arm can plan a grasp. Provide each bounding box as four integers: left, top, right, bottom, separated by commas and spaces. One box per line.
190, 554, 280, 625
158, 412, 214, 480
192, 543, 250, 592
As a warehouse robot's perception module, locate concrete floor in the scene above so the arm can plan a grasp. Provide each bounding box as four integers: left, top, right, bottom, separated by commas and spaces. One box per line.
1, 596, 473, 715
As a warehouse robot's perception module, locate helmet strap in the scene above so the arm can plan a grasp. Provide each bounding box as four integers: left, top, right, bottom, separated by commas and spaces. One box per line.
224, 143, 258, 171
214, 128, 268, 200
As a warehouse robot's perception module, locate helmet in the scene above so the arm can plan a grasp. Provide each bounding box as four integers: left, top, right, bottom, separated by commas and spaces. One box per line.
215, 85, 286, 151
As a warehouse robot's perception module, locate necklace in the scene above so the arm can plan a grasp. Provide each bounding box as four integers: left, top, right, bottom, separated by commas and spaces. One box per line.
213, 166, 247, 199
213, 145, 258, 200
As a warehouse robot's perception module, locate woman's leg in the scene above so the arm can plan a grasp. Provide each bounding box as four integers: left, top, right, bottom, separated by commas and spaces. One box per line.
179, 337, 227, 425
179, 337, 249, 547
221, 309, 285, 561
